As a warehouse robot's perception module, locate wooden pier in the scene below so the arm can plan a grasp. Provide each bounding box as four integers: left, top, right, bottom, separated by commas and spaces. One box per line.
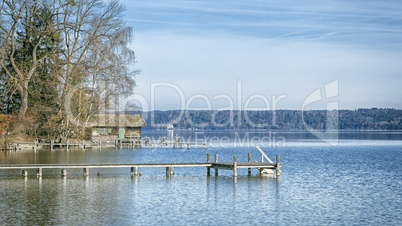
142, 137, 207, 149
9, 136, 207, 151
0, 146, 281, 178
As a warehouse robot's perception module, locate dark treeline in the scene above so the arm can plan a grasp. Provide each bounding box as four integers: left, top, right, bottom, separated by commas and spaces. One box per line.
140, 108, 402, 130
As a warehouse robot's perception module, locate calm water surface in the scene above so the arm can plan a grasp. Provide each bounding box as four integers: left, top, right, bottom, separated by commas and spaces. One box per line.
0, 131, 401, 225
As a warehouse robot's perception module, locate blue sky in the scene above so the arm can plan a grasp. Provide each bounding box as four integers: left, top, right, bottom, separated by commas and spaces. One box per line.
121, 0, 402, 110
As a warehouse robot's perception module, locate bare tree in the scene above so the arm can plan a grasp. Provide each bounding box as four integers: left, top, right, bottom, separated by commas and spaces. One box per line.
57, 0, 139, 140
1, 0, 139, 140
0, 0, 59, 117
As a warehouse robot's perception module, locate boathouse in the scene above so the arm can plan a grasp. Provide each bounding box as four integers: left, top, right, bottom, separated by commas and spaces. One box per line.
87, 114, 147, 141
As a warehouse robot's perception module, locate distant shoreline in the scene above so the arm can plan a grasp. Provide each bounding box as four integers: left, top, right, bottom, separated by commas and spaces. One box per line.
139, 108, 402, 131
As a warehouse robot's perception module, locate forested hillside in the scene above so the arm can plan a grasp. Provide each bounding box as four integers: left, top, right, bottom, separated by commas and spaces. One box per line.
141, 108, 402, 130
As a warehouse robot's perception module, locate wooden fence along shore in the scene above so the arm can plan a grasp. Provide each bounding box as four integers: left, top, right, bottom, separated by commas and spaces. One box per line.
2, 137, 208, 151
0, 146, 281, 179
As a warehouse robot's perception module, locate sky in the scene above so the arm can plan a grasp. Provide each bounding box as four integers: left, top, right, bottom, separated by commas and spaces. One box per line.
120, 0, 402, 111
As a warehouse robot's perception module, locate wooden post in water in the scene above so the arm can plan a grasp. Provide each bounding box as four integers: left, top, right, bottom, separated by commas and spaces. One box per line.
233, 155, 237, 177
215, 154, 218, 176
131, 167, 134, 177
61, 169, 67, 177
248, 153, 251, 175
207, 153, 211, 176
37, 168, 42, 177
51, 140, 54, 151
170, 167, 174, 175
204, 140, 207, 149
276, 155, 281, 177
166, 167, 169, 177
83, 168, 89, 177
34, 139, 37, 151
22, 170, 28, 177
135, 167, 138, 176
187, 140, 190, 149
66, 140, 69, 150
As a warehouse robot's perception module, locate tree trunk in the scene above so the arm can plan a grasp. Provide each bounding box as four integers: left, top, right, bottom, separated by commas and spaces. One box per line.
18, 82, 29, 118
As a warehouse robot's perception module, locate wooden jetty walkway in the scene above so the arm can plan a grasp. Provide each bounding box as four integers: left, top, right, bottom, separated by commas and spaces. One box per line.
142, 137, 208, 149
0, 146, 281, 178
7, 137, 207, 151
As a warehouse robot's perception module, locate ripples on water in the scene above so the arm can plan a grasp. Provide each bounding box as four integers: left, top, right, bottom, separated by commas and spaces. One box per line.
0, 132, 401, 225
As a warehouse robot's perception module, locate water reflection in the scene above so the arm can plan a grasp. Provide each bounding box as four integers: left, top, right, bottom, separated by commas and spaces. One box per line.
1, 133, 402, 224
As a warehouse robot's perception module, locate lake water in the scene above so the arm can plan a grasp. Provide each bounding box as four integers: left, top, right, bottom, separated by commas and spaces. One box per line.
1, 131, 401, 225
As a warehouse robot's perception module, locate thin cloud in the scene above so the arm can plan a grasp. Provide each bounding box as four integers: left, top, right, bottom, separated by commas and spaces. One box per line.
126, 18, 195, 26
123, 0, 402, 109
123, 0, 402, 49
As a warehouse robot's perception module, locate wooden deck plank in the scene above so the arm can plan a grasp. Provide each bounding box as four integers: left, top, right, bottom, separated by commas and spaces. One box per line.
0, 163, 212, 169
0, 162, 276, 170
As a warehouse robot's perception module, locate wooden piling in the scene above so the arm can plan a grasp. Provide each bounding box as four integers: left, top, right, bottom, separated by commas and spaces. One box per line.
248, 153, 251, 175
233, 155, 237, 177
37, 168, 42, 177
34, 140, 38, 151
51, 140, 54, 151
61, 169, 67, 177
130, 167, 139, 176
207, 153, 211, 176
22, 170, 28, 177
215, 154, 218, 176
276, 155, 281, 177
66, 140, 69, 150
166, 167, 169, 176
83, 168, 89, 177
